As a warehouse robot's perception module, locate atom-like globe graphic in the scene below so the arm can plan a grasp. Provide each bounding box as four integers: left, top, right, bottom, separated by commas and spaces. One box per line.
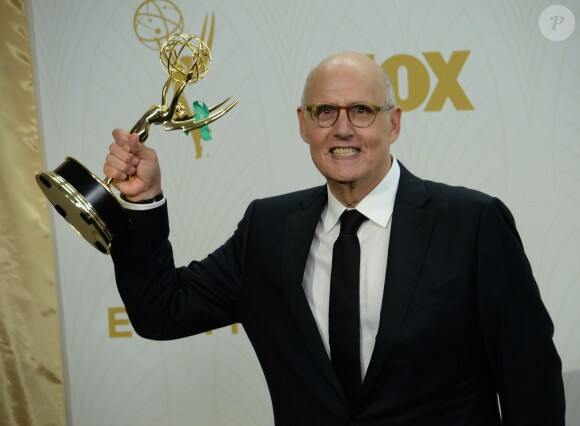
160, 34, 212, 84
134, 0, 184, 50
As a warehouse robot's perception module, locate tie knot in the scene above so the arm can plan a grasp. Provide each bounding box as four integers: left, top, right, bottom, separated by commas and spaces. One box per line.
339, 209, 368, 235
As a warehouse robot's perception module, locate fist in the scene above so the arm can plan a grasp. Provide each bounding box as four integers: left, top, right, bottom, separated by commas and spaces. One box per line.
103, 129, 162, 201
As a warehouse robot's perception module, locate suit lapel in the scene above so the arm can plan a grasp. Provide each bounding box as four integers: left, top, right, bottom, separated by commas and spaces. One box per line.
280, 187, 345, 393
360, 164, 436, 399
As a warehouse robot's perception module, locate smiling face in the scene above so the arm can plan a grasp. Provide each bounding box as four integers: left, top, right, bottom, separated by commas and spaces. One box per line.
298, 52, 402, 206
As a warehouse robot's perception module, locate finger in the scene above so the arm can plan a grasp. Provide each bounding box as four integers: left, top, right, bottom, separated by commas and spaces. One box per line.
109, 140, 139, 166
103, 162, 127, 182
112, 128, 130, 147
103, 159, 133, 182
105, 152, 136, 178
126, 132, 144, 156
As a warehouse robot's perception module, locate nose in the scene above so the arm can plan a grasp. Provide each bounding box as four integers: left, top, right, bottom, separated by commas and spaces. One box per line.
333, 108, 355, 138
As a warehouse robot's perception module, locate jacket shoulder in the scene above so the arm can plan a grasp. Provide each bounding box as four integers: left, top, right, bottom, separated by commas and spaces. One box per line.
398, 162, 496, 211
423, 179, 494, 206
251, 185, 327, 214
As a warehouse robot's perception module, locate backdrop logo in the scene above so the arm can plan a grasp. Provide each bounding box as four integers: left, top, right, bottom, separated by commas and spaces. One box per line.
134, 0, 216, 157
372, 51, 473, 112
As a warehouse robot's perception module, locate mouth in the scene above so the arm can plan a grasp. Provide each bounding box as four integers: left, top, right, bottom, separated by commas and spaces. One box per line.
331, 147, 359, 157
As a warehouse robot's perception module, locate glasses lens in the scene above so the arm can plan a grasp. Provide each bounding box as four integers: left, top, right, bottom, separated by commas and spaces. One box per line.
348, 104, 377, 127
312, 104, 338, 127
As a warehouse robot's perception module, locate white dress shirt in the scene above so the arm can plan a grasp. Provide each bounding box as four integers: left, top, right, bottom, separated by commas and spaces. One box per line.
302, 158, 401, 378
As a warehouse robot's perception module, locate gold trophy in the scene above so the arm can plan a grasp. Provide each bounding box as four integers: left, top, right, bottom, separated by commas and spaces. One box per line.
36, 34, 237, 255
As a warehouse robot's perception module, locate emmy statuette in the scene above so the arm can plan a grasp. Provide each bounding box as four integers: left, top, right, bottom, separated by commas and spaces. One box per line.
36, 34, 237, 254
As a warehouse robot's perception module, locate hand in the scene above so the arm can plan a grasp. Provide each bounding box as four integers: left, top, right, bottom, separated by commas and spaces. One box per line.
103, 129, 162, 201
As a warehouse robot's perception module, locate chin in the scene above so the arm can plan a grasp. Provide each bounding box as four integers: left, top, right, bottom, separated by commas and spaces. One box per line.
328, 175, 359, 186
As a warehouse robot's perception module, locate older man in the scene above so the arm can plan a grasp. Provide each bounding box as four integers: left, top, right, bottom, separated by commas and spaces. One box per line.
104, 52, 565, 425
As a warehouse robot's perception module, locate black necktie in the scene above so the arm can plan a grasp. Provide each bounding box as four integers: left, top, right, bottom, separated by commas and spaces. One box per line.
329, 209, 368, 406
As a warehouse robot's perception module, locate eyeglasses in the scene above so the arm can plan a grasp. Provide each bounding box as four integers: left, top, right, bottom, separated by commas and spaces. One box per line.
305, 103, 393, 128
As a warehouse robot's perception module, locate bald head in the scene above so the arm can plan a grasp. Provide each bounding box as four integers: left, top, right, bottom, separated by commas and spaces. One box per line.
301, 52, 395, 107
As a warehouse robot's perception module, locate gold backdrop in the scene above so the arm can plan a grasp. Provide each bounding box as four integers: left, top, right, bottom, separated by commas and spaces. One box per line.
0, 1, 66, 425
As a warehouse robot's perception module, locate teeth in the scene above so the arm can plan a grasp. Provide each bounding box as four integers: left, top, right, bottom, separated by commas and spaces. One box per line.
332, 148, 358, 156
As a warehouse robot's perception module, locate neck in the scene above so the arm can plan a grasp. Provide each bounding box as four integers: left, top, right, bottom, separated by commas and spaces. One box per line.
328, 184, 367, 208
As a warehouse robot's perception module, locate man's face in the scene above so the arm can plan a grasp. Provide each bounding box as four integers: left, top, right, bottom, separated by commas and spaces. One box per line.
298, 54, 401, 199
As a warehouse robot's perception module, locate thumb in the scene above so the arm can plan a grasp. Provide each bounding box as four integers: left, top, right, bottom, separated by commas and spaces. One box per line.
127, 133, 146, 157
127, 133, 158, 164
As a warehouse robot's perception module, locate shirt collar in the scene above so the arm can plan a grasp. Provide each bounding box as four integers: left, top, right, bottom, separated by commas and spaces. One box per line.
322, 156, 401, 233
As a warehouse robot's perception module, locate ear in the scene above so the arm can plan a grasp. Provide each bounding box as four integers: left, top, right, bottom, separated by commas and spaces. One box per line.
297, 106, 310, 144
388, 106, 402, 145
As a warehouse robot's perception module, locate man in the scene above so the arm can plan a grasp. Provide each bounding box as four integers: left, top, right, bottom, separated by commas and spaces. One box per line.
104, 52, 565, 425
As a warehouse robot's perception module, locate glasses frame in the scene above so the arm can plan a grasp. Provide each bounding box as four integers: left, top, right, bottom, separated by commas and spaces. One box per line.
304, 103, 394, 128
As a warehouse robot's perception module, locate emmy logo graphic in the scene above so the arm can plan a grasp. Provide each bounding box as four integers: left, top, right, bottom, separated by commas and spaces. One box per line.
36, 33, 238, 254
134, 0, 216, 158
134, 0, 185, 51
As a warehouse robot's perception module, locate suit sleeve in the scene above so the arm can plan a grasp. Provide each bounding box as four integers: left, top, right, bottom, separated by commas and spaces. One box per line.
110, 199, 254, 340
476, 197, 565, 425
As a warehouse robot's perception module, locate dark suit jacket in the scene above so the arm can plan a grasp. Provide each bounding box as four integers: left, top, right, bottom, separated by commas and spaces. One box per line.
111, 163, 565, 425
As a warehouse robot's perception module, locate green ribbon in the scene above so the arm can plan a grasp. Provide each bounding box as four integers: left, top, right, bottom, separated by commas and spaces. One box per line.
185, 101, 212, 141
